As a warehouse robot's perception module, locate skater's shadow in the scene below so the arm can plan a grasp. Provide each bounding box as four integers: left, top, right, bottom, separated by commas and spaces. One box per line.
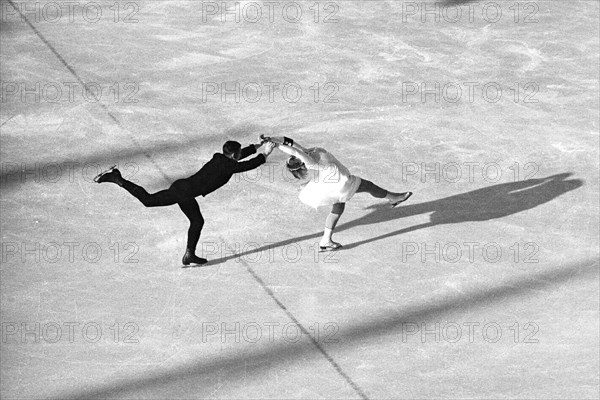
56, 258, 599, 400
205, 173, 582, 265
342, 172, 582, 249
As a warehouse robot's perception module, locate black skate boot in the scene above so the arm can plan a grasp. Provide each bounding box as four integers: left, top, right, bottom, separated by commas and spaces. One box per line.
94, 166, 123, 185
182, 248, 207, 266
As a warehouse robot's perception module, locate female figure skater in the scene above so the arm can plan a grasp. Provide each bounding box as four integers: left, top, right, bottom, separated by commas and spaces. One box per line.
262, 135, 412, 251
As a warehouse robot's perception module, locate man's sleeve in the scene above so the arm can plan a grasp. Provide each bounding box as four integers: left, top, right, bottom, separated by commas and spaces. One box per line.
234, 153, 266, 173
239, 145, 257, 160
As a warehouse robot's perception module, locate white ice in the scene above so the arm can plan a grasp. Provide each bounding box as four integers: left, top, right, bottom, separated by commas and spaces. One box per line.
0, 0, 598, 398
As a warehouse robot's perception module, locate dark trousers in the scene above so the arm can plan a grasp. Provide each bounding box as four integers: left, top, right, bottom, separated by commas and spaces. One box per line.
121, 179, 204, 252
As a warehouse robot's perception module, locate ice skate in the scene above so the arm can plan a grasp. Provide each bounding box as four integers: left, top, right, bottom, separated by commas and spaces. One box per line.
182, 249, 207, 266
319, 241, 343, 252
94, 166, 123, 185
390, 192, 413, 208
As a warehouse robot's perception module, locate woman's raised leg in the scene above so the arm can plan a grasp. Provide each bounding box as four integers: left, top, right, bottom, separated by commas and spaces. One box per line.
356, 178, 412, 206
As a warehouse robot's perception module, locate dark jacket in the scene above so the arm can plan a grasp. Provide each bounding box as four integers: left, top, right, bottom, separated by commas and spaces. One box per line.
187, 145, 265, 196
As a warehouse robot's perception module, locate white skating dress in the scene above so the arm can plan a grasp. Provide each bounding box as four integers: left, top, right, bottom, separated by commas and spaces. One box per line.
298, 148, 362, 208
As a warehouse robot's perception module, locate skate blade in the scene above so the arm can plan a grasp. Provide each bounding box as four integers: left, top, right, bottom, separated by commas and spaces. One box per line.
93, 165, 117, 183
391, 192, 413, 208
319, 244, 343, 252
182, 259, 209, 268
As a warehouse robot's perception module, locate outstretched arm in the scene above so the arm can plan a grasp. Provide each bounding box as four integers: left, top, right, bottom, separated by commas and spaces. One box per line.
259, 135, 308, 152
276, 144, 316, 168
239, 142, 265, 160
234, 142, 276, 173
234, 154, 266, 173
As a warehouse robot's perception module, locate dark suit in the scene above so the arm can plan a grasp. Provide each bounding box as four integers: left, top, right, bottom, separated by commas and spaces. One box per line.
187, 145, 265, 196
121, 145, 265, 251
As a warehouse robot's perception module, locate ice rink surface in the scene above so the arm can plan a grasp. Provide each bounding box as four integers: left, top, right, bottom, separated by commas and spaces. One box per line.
1, 0, 599, 398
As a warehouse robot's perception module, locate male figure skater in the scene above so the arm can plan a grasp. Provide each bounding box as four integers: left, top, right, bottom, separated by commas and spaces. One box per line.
95, 140, 275, 265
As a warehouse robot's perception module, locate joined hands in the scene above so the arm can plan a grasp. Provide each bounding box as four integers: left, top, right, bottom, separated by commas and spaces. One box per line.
262, 141, 275, 156
259, 134, 273, 145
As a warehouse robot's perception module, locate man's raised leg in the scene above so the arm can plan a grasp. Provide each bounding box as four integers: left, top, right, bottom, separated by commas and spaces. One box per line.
95, 167, 179, 207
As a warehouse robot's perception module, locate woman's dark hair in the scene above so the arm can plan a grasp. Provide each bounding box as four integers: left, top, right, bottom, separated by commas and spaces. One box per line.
286, 156, 308, 179
223, 141, 242, 157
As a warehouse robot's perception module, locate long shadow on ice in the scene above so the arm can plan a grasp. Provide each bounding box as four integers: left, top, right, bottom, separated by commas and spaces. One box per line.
0, 123, 267, 191
343, 172, 583, 249
52, 174, 590, 399
205, 173, 583, 264
55, 258, 599, 400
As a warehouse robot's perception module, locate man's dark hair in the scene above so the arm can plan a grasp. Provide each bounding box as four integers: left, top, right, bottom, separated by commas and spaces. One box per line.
223, 141, 242, 157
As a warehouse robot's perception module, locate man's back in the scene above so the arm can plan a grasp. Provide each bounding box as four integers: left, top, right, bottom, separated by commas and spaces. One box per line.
186, 145, 265, 197
187, 153, 237, 196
